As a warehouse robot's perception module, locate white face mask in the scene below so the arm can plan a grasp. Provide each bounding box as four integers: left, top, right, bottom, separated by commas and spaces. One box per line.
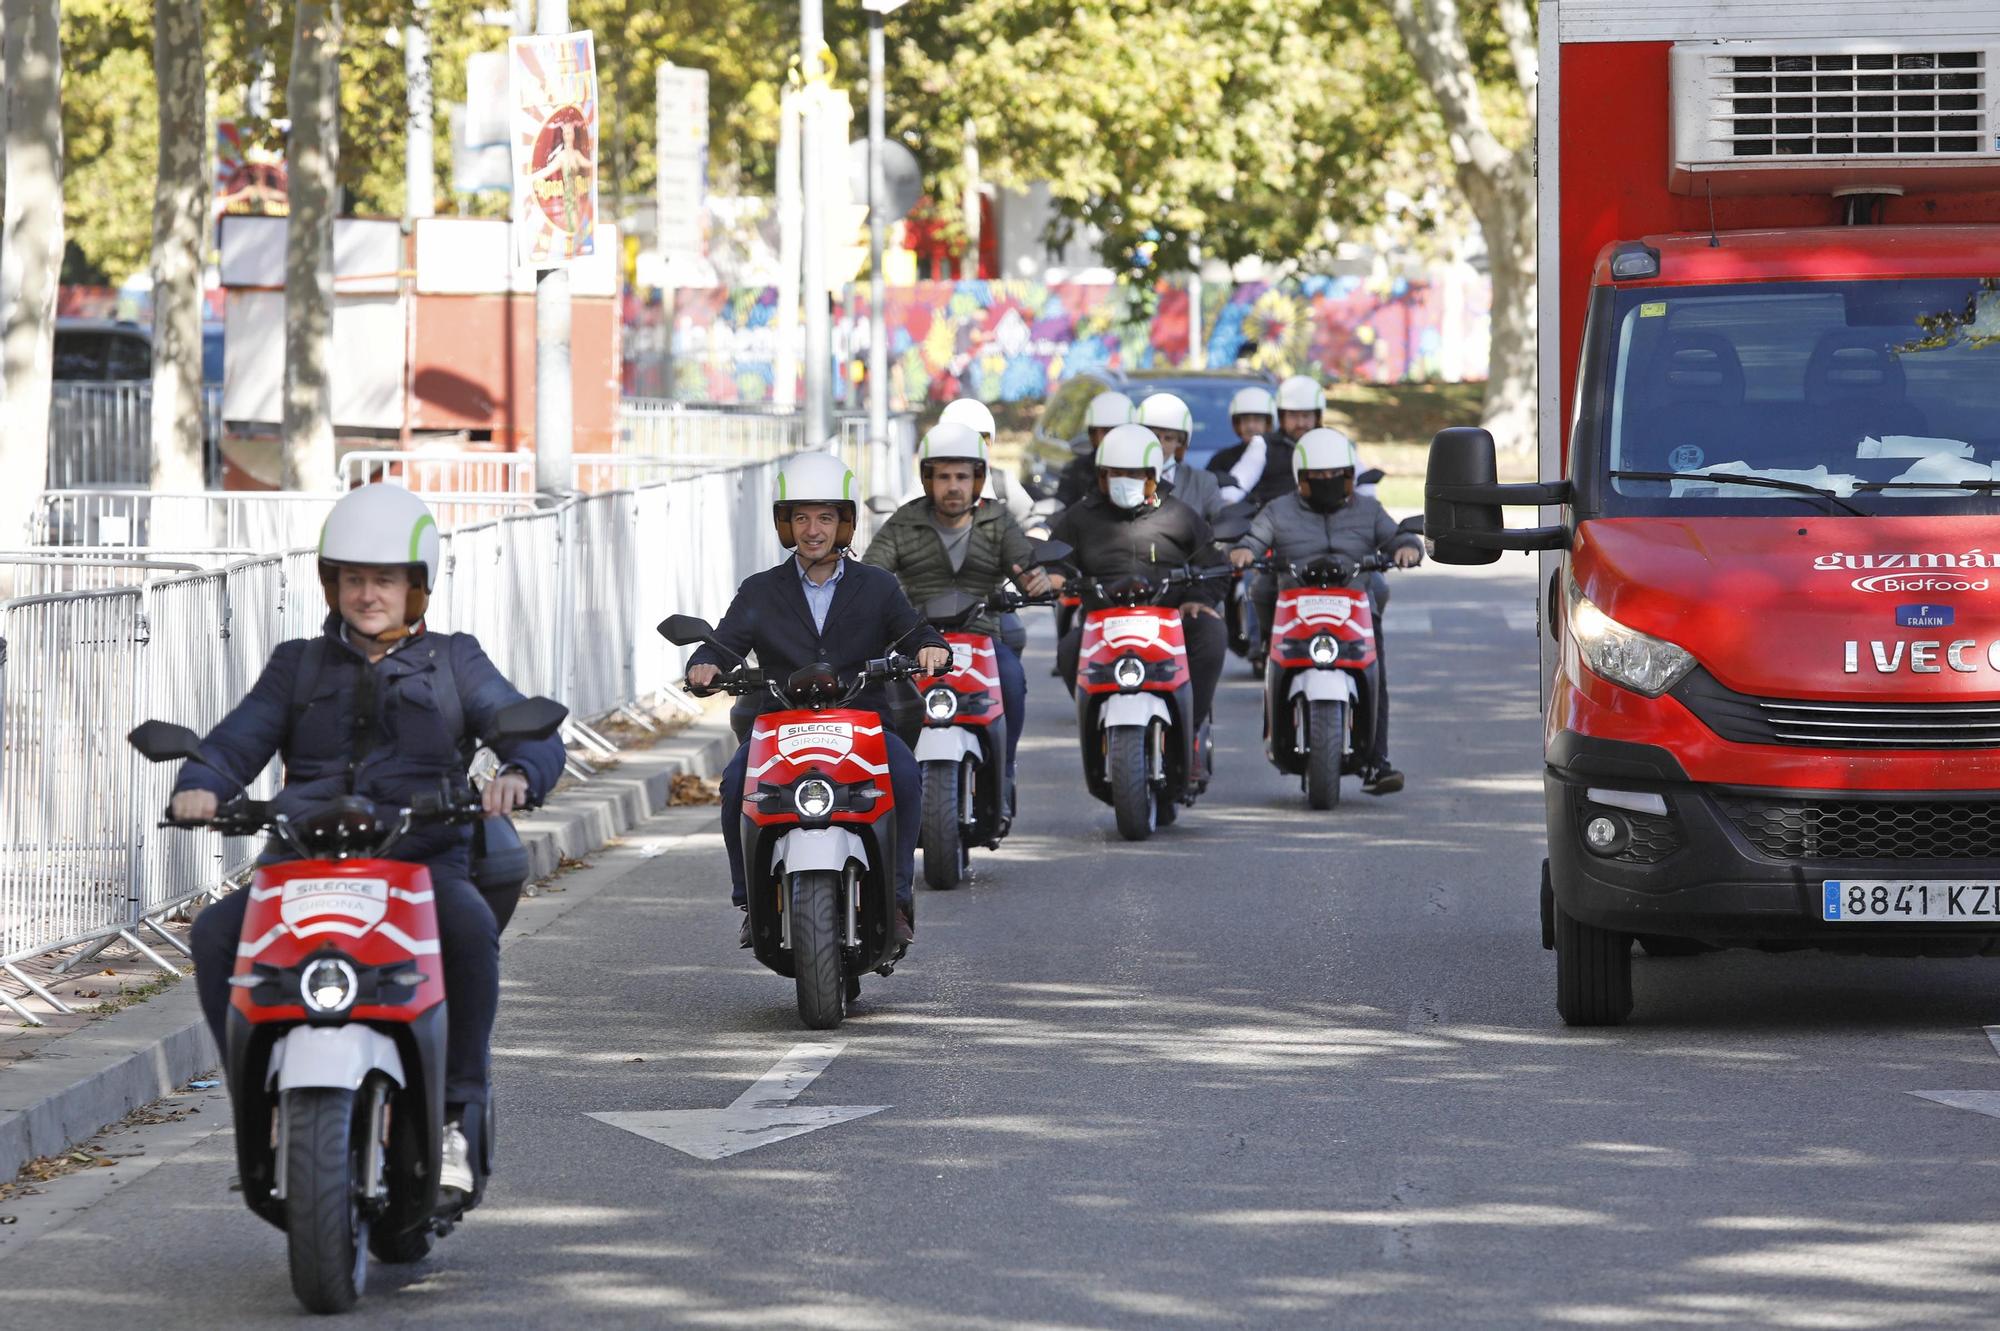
1107, 476, 1150, 510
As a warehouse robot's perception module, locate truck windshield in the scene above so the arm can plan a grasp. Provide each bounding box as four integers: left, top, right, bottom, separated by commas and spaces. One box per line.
1593, 277, 2000, 516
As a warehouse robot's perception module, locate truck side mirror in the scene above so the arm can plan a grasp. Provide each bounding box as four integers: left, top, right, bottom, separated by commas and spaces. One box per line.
1424, 427, 1572, 564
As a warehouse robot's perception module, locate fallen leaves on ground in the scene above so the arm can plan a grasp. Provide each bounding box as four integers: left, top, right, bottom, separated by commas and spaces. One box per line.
671, 772, 722, 806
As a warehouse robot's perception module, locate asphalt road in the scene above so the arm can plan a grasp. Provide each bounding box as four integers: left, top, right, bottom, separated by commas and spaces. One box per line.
8, 557, 2000, 1328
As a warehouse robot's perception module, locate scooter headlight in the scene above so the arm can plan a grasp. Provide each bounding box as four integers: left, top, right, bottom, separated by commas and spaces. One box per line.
1308, 633, 1340, 667
794, 778, 837, 819
923, 686, 959, 722
300, 957, 359, 1015
1113, 655, 1147, 690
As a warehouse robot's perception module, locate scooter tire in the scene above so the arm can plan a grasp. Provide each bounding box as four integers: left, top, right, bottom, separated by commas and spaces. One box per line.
921, 759, 966, 890
1108, 727, 1155, 842
790, 870, 846, 1030
1554, 902, 1633, 1027
1305, 700, 1344, 811
282, 1086, 369, 1314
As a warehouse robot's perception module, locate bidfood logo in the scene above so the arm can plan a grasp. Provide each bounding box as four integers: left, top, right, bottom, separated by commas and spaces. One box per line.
1815, 552, 1993, 594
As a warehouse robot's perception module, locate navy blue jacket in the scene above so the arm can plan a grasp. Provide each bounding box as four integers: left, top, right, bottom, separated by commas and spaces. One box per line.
175, 616, 567, 863
688, 556, 945, 726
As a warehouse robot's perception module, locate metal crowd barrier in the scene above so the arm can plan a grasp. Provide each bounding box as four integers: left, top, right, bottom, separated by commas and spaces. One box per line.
619, 401, 803, 459
29, 490, 536, 551
0, 455, 825, 1019
46, 382, 226, 489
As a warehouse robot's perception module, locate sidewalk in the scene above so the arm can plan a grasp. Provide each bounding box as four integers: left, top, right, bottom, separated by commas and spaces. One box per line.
0, 701, 737, 1183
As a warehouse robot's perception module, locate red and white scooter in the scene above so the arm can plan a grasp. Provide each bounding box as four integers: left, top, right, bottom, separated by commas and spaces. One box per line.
661, 614, 921, 1029
127, 697, 565, 1315
1072, 566, 1229, 840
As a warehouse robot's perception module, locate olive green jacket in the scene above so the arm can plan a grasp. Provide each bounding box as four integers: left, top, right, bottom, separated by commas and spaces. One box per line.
862, 498, 1036, 636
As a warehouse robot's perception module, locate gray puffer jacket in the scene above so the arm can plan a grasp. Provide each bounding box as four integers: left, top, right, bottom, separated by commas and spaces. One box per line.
1235, 492, 1420, 569
862, 497, 1035, 636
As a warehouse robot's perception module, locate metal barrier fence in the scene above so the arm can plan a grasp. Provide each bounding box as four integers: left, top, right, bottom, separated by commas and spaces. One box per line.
339, 451, 537, 495
619, 401, 803, 459
0, 454, 831, 1018
46, 382, 225, 489
29, 490, 536, 550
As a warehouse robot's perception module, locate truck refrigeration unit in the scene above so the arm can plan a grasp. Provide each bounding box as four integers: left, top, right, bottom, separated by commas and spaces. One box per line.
1425, 0, 2000, 1024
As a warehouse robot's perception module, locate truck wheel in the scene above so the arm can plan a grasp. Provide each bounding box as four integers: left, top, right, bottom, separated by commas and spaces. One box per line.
1554, 903, 1633, 1026
789, 871, 846, 1030
1108, 727, 1155, 841
1305, 700, 1344, 810
283, 1086, 369, 1314
920, 759, 966, 890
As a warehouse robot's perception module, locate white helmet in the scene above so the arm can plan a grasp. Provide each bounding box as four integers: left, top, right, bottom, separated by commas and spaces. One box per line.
772, 450, 858, 550
1293, 427, 1359, 473
1136, 392, 1194, 439
918, 421, 988, 474
1094, 423, 1164, 478
939, 398, 996, 439
1229, 386, 1276, 420
318, 483, 441, 629
1085, 390, 1136, 430
1276, 375, 1326, 414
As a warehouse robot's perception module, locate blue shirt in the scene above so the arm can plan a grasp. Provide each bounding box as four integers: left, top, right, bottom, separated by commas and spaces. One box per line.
796, 556, 846, 634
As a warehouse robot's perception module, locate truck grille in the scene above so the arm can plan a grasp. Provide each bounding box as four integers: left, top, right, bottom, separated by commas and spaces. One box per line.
1721, 50, 1987, 158
1673, 671, 2000, 749
1720, 796, 2000, 861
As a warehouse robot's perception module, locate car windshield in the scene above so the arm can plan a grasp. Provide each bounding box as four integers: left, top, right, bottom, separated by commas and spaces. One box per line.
1132, 380, 1262, 469
1594, 277, 2000, 515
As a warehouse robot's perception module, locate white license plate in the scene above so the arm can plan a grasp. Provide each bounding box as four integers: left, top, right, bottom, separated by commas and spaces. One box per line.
1822, 880, 2000, 923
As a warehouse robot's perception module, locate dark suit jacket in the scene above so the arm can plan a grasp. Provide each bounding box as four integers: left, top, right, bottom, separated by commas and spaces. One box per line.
689, 557, 946, 724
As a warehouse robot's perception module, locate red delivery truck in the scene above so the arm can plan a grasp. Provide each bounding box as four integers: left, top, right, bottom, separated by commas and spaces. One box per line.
1425, 1, 2000, 1025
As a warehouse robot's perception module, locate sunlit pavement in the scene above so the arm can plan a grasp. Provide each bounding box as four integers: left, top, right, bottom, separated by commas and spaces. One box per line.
7, 557, 2000, 1327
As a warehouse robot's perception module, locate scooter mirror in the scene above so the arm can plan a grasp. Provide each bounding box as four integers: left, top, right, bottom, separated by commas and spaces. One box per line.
865, 493, 900, 516
491, 697, 568, 743
1358, 468, 1386, 487
923, 591, 983, 622
1209, 512, 1254, 544
127, 720, 204, 764
657, 614, 716, 647
1397, 513, 1426, 536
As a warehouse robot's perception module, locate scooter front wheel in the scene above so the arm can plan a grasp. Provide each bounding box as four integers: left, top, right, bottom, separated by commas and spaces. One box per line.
789, 870, 846, 1030
920, 758, 967, 890
1107, 726, 1156, 841
1305, 700, 1344, 810
282, 1086, 369, 1314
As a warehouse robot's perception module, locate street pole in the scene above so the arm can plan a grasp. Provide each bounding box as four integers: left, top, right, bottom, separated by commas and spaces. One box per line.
776, 90, 799, 409
799, 0, 831, 447
866, 10, 887, 462
405, 0, 434, 221
533, 0, 572, 495
1187, 242, 1203, 370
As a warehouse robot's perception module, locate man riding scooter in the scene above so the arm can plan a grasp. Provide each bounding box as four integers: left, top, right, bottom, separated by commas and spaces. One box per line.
865, 422, 1053, 802
1228, 427, 1422, 794
1139, 391, 1225, 521
1054, 389, 1137, 506
686, 451, 950, 949
1050, 422, 1230, 781
172, 483, 567, 1206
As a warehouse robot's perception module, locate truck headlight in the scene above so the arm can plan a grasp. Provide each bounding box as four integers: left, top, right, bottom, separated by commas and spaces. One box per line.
1113, 655, 1147, 690
1567, 579, 1694, 697
923, 687, 959, 722
300, 958, 358, 1014
794, 778, 836, 819
1308, 633, 1340, 667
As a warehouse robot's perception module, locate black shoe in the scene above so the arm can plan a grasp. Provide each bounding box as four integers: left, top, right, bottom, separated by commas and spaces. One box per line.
737, 910, 752, 948
1362, 764, 1405, 796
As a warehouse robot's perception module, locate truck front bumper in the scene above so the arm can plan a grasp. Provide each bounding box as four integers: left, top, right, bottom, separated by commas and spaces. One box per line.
1547, 733, 2000, 954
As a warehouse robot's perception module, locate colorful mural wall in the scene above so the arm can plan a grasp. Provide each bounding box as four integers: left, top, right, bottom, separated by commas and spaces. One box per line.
629, 269, 1490, 406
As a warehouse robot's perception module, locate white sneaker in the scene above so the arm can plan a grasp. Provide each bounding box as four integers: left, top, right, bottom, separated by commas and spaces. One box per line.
439, 1121, 474, 1195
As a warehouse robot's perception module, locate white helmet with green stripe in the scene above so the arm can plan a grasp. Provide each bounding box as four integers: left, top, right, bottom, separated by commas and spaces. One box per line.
1094, 423, 1164, 478
1136, 392, 1195, 440
319, 483, 440, 591
773, 449, 859, 550
917, 421, 989, 477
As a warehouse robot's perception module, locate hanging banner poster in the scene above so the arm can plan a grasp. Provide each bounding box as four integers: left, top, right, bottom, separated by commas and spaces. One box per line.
509, 30, 599, 268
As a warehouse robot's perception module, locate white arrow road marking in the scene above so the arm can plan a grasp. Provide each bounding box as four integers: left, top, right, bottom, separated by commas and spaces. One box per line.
1909, 1026, 2000, 1120
587, 1042, 889, 1160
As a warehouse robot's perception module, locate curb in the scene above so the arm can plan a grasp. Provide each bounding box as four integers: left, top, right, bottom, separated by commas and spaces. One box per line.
0, 710, 737, 1183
